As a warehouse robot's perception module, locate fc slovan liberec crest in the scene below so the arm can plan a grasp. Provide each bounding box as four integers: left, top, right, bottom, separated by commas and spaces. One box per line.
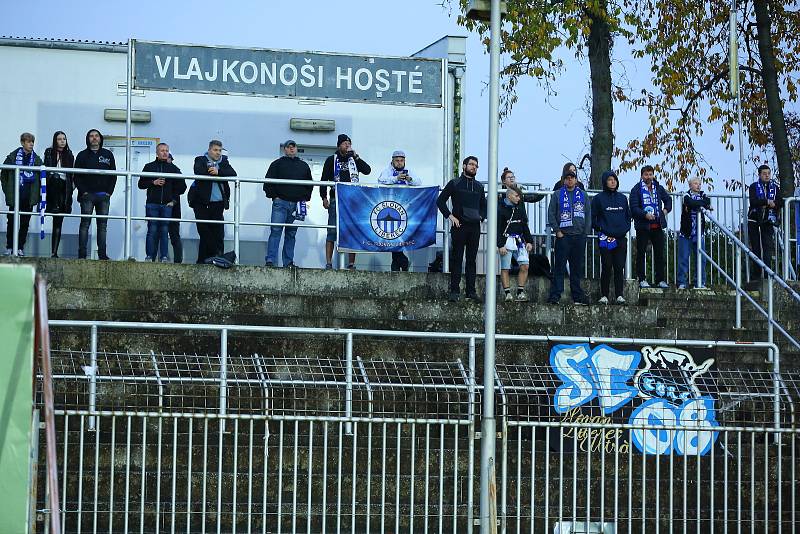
370, 201, 408, 240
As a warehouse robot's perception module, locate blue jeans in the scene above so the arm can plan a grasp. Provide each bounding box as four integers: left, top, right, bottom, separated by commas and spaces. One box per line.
266, 198, 298, 266
549, 234, 586, 302
677, 234, 706, 287
145, 203, 172, 260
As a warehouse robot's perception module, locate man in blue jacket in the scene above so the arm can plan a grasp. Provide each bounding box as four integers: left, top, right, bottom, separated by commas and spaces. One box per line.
629, 165, 672, 288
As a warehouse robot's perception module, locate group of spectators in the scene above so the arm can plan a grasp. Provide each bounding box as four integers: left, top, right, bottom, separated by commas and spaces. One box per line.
0, 130, 786, 304
437, 157, 783, 304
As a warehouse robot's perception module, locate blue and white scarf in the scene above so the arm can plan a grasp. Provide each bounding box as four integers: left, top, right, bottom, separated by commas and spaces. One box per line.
15, 148, 36, 183
755, 180, 778, 224
688, 191, 703, 240
640, 180, 659, 214
558, 186, 585, 228
333, 154, 359, 183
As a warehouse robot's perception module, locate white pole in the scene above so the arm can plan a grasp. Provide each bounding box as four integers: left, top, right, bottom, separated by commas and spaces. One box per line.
480, 0, 501, 532
12, 167, 20, 255
124, 39, 133, 259
731, 1, 748, 305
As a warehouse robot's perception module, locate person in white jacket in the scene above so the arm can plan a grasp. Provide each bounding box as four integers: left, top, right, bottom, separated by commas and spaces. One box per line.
378, 150, 420, 186
378, 150, 420, 270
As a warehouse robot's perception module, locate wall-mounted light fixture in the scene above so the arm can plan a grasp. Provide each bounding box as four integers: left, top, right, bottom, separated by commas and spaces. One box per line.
290, 118, 335, 132
104, 109, 151, 123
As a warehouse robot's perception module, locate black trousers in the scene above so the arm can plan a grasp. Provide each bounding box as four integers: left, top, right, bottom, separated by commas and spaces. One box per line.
193, 202, 225, 263
5, 210, 33, 250
391, 251, 409, 271
635, 227, 666, 282
449, 223, 481, 294
600, 240, 626, 298
748, 221, 775, 279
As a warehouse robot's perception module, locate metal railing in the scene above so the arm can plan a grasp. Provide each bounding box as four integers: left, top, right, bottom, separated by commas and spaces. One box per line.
782, 196, 799, 280
2, 163, 774, 281
702, 209, 800, 354
36, 319, 796, 532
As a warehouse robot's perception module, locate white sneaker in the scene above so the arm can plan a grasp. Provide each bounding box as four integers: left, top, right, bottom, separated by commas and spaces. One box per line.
657, 281, 669, 289
3, 248, 12, 256
616, 295, 627, 305
677, 284, 687, 290
515, 290, 528, 302
16, 249, 24, 257
504, 292, 514, 302
639, 280, 650, 288
598, 296, 609, 305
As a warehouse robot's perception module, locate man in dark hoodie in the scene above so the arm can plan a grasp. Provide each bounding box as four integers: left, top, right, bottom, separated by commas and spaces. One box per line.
1, 132, 43, 256
74, 129, 117, 260
263, 140, 313, 267
591, 170, 631, 304
547, 170, 591, 305
747, 164, 782, 280
189, 140, 237, 264
437, 155, 488, 302
138, 142, 185, 262
320, 133, 371, 270
629, 165, 672, 288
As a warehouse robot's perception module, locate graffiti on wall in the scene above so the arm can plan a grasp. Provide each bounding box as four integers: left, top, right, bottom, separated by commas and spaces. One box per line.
550, 344, 719, 456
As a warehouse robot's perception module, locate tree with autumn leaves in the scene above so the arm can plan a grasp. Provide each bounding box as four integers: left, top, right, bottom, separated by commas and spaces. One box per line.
456, 0, 799, 193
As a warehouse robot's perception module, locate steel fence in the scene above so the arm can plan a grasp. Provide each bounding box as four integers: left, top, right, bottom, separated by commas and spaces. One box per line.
33, 320, 800, 533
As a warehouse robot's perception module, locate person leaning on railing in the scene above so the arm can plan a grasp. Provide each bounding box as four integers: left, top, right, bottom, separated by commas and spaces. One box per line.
747, 164, 783, 280
677, 177, 711, 290
43, 131, 75, 258
74, 129, 117, 260
1, 132, 43, 257
189, 140, 236, 264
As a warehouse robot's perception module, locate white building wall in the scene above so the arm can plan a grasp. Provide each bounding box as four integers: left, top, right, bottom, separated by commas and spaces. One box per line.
0, 43, 447, 268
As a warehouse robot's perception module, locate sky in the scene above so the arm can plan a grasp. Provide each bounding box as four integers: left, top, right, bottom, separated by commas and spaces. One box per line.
0, 0, 779, 192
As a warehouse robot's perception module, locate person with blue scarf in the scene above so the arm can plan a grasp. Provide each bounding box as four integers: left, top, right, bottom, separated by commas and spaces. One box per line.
547, 170, 591, 305
747, 164, 783, 280
629, 165, 673, 288
2, 132, 43, 256
677, 178, 711, 289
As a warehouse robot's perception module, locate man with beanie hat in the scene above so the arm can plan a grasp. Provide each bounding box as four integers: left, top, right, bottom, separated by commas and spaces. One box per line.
591, 170, 631, 304
74, 128, 117, 259
437, 155, 487, 302
320, 133, 371, 269
378, 149, 420, 271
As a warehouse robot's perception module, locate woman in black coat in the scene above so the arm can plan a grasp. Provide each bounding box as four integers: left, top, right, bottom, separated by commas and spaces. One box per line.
43, 131, 75, 257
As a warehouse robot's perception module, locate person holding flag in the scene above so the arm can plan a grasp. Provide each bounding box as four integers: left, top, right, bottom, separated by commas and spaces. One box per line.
378, 149, 420, 271
2, 132, 44, 256
320, 133, 371, 270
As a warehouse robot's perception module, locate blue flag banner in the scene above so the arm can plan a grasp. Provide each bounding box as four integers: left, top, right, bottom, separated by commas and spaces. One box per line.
335, 183, 439, 252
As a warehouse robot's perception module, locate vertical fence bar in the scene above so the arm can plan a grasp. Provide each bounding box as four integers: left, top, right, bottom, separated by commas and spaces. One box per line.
345, 333, 353, 435
307, 421, 314, 534
783, 198, 791, 279
92, 416, 100, 534
12, 167, 20, 255
124, 40, 133, 259
108, 416, 116, 534
88, 325, 98, 430
233, 180, 241, 261
187, 418, 194, 534
278, 420, 285, 534
138, 416, 146, 534
220, 329, 228, 434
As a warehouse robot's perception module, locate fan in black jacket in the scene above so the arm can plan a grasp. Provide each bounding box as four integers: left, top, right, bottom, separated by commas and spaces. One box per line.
319, 133, 371, 269
139, 144, 186, 261
497, 185, 535, 301
747, 164, 783, 280
74, 129, 117, 259
189, 140, 237, 263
